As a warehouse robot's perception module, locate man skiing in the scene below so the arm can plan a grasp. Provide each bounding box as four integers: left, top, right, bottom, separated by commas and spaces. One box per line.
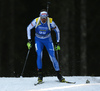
27, 9, 65, 83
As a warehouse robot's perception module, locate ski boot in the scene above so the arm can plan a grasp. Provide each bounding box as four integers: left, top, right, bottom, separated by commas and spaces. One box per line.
56, 71, 65, 82
38, 69, 43, 82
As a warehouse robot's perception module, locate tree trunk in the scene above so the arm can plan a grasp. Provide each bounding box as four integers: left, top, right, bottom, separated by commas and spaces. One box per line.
80, 0, 87, 75
68, 0, 76, 76
8, 0, 15, 76
0, 0, 3, 76
60, 8, 70, 76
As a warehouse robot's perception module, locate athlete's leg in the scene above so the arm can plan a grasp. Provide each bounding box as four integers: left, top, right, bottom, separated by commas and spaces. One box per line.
35, 38, 44, 82
35, 40, 44, 70
45, 40, 65, 82
44, 38, 60, 71
43, 37, 65, 82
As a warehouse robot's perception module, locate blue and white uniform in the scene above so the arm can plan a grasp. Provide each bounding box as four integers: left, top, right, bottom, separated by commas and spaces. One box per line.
27, 14, 60, 71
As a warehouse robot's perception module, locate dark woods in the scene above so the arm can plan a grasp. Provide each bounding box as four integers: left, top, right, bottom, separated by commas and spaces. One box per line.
0, 0, 100, 77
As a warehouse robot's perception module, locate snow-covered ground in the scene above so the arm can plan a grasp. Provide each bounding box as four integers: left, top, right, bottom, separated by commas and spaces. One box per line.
0, 76, 100, 91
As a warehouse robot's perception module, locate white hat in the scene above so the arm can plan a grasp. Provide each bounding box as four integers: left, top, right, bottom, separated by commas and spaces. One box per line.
40, 11, 48, 18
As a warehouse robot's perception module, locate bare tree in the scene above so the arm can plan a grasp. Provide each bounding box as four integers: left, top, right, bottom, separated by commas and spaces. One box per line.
0, 0, 6, 76
80, 0, 87, 75
8, 0, 15, 76
0, 0, 3, 76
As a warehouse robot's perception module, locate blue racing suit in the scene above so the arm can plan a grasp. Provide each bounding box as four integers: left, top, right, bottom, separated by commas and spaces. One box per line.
27, 17, 60, 71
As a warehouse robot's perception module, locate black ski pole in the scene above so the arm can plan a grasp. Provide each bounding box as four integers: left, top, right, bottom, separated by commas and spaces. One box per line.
20, 49, 30, 77
56, 50, 59, 64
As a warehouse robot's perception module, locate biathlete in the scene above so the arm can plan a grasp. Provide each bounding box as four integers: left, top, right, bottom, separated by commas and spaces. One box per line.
27, 9, 65, 83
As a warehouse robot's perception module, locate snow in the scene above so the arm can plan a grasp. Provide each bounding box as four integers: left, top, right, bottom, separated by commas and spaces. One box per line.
0, 76, 100, 91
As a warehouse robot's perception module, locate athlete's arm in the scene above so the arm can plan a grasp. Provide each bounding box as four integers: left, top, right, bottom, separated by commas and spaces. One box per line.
27, 19, 36, 40
51, 21, 60, 42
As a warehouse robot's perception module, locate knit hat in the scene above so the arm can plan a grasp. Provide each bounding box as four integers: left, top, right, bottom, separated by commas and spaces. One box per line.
40, 11, 48, 18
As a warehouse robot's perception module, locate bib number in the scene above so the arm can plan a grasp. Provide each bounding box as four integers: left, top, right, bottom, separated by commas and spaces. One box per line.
39, 31, 46, 34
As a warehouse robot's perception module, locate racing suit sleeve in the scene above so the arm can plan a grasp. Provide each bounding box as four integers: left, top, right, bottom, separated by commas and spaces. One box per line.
51, 21, 60, 42
27, 19, 36, 40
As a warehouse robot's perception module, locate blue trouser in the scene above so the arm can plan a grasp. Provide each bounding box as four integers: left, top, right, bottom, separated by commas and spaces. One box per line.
35, 36, 60, 71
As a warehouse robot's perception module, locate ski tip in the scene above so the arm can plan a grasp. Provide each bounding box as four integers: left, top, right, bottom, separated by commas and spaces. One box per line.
66, 81, 76, 84
73, 82, 76, 84
34, 83, 38, 86
34, 82, 44, 86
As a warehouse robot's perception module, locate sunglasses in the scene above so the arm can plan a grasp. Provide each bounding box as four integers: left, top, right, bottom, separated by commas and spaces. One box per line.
40, 16, 47, 19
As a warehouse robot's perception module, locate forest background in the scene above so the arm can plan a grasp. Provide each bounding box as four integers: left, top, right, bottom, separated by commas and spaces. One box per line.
0, 0, 100, 77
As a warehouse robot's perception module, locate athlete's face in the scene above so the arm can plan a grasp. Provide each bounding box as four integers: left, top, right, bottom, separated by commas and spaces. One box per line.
41, 17, 47, 23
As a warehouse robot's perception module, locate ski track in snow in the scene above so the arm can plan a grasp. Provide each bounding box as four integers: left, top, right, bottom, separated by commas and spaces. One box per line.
0, 76, 100, 91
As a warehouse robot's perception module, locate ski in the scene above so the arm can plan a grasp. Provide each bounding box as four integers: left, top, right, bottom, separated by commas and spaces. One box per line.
34, 82, 44, 86
34, 80, 76, 86
64, 81, 76, 84
57, 80, 76, 84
